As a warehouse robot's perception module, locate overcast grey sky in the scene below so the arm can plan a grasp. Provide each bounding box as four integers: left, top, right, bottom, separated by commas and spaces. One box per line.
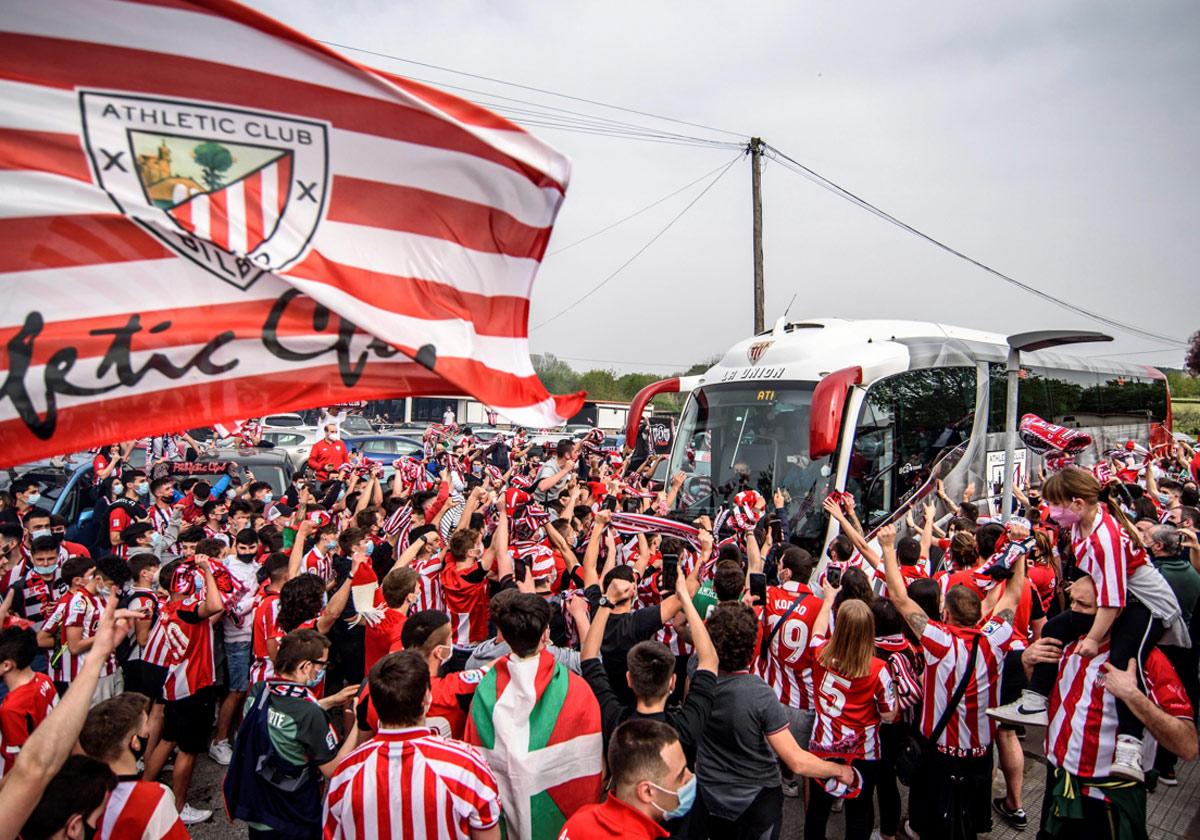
250, 0, 1199, 375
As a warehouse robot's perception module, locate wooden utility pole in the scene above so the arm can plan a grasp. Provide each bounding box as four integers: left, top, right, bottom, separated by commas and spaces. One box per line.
750, 137, 765, 334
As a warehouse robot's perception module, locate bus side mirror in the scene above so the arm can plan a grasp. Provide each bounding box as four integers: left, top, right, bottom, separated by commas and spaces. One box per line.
810, 366, 862, 460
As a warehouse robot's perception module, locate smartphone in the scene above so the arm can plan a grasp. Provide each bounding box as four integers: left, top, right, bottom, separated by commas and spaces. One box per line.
513, 554, 529, 582
604, 495, 619, 512
769, 516, 783, 543
660, 553, 679, 592
826, 564, 843, 588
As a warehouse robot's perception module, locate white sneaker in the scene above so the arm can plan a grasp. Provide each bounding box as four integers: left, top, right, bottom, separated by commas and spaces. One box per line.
207, 740, 233, 765
179, 804, 212, 825
781, 778, 800, 798
987, 690, 1049, 727
1110, 735, 1145, 783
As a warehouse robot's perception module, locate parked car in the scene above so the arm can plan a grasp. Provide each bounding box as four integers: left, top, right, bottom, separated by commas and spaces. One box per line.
343, 435, 425, 464
258, 428, 323, 471
193, 448, 294, 495
261, 413, 310, 430
340, 414, 376, 436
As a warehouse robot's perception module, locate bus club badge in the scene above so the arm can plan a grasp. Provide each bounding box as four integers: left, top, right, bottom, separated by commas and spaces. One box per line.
79, 91, 330, 290
747, 340, 773, 364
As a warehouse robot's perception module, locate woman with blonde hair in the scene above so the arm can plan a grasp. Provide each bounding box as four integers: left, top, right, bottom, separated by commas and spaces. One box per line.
804, 592, 898, 840
989, 465, 1187, 781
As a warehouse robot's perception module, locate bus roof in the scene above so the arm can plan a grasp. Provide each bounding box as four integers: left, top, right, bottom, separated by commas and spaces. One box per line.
696, 318, 1162, 389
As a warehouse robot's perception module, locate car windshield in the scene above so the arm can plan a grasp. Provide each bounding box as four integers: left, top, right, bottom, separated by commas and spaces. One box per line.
263, 432, 305, 446
667, 382, 833, 552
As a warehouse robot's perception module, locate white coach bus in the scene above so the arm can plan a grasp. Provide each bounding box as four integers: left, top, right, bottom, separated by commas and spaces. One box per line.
626, 318, 1172, 557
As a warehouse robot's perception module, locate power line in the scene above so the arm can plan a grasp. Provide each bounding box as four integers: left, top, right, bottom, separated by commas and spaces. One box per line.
321, 39, 748, 141
545, 159, 745, 257
531, 152, 743, 331
763, 144, 1189, 349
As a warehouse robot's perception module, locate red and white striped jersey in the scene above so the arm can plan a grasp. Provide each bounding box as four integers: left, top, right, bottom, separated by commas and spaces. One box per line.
250, 591, 281, 685
98, 780, 189, 840
125, 589, 163, 663
1072, 509, 1146, 610
807, 640, 895, 760
148, 503, 173, 535
1046, 643, 1192, 779
302, 547, 335, 584
757, 582, 822, 709
323, 727, 501, 840
412, 556, 446, 614
160, 602, 215, 701
0, 673, 57, 779
42, 589, 114, 683
918, 618, 1013, 753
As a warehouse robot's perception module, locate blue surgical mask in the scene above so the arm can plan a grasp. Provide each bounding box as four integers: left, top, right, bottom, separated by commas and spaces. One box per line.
33, 564, 57, 577
150, 531, 163, 547
650, 776, 696, 820
30, 528, 51, 541
306, 666, 326, 688
25, 492, 41, 507
324, 539, 338, 553
363, 541, 374, 556
1157, 492, 1173, 505
112, 482, 124, 496
263, 493, 274, 505
226, 489, 236, 500
135, 483, 149, 497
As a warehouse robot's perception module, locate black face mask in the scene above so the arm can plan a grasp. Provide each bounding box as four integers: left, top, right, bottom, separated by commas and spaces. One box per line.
130, 734, 148, 761
83, 819, 98, 840
236, 551, 256, 563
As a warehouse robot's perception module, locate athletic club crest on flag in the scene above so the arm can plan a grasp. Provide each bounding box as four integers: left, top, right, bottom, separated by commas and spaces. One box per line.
79, 92, 329, 290
747, 340, 773, 364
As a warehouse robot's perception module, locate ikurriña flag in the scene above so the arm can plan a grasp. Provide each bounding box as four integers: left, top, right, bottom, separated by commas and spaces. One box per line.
465, 649, 602, 840
0, 0, 584, 466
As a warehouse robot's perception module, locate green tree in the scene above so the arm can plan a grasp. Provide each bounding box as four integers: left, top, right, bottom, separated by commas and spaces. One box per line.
192, 141, 234, 191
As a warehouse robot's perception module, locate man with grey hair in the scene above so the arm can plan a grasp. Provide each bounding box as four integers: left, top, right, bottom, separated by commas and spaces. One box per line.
1148, 522, 1200, 785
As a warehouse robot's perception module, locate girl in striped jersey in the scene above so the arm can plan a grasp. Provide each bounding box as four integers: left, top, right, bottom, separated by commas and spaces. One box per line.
805, 594, 897, 840
991, 467, 1188, 782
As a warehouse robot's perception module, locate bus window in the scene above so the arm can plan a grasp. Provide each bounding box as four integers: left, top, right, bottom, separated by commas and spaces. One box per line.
849, 367, 976, 525
987, 364, 1169, 432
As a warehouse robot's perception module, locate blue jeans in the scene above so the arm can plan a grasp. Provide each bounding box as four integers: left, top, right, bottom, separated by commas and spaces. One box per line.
226, 641, 252, 692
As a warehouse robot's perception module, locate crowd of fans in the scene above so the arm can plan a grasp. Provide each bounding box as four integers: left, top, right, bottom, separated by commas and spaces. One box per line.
0, 412, 1197, 840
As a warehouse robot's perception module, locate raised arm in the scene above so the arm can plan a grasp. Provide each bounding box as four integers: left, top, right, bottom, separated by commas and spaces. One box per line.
674, 573, 716, 673
288, 520, 313, 581
879, 524, 928, 636
823, 497, 882, 569
581, 510, 611, 590
919, 500, 936, 564
991, 550, 1026, 624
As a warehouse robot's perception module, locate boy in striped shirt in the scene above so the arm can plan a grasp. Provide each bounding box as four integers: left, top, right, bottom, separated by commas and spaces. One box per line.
80, 692, 187, 840
37, 556, 119, 701
324, 650, 501, 840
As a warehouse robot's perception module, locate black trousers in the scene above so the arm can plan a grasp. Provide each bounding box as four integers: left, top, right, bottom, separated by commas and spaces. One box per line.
1027, 603, 1163, 737
692, 784, 783, 840
805, 759, 880, 840
908, 747, 994, 840
876, 725, 906, 836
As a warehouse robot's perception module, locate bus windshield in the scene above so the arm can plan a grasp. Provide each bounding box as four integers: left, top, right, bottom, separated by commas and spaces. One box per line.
667, 382, 833, 553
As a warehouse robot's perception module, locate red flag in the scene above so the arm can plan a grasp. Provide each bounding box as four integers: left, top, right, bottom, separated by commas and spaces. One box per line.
0, 0, 584, 466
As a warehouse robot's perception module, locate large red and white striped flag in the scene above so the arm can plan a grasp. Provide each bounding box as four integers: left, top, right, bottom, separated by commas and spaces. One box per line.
0, 0, 584, 467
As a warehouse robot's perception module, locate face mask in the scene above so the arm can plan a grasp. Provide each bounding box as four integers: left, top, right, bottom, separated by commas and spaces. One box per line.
236, 551, 256, 562
262, 493, 274, 505
82, 819, 98, 840
97, 585, 112, 599
24, 493, 41, 507
226, 488, 236, 500
1157, 492, 1173, 506
29, 528, 51, 541
149, 531, 162, 547
362, 541, 374, 556
324, 539, 338, 553
135, 483, 149, 497
33, 564, 57, 577
650, 776, 696, 820
1048, 504, 1081, 526
112, 482, 124, 496
305, 666, 326, 688
130, 734, 148, 761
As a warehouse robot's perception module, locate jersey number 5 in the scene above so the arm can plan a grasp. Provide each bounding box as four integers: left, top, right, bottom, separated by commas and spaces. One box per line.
819, 672, 852, 718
